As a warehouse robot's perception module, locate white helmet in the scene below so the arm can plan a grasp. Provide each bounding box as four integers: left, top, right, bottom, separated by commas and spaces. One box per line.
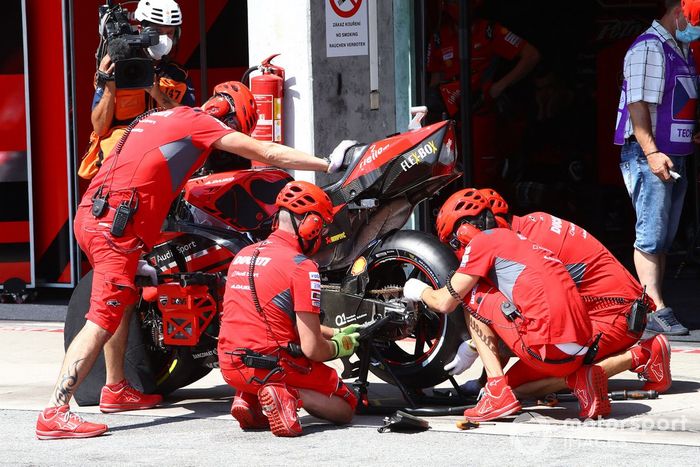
134, 0, 182, 26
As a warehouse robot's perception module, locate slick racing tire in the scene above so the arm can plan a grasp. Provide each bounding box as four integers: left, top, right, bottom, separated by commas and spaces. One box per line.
64, 271, 211, 406
365, 230, 466, 388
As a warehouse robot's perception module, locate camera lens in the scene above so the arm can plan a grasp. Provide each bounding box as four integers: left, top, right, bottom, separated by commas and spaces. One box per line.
114, 58, 155, 89
123, 63, 141, 81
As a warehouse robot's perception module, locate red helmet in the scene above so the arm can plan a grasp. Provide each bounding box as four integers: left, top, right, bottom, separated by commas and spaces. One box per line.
202, 81, 258, 135
683, 0, 700, 26
479, 188, 508, 216
276, 181, 334, 241
435, 188, 490, 244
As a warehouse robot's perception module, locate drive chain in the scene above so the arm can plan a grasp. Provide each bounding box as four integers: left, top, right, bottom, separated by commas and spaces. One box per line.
321, 283, 403, 298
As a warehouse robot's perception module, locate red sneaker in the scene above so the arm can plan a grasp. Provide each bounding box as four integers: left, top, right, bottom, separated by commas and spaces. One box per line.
463, 377, 521, 422
231, 392, 269, 430
99, 380, 163, 413
36, 405, 108, 440
632, 334, 672, 393
565, 365, 611, 419
257, 383, 303, 437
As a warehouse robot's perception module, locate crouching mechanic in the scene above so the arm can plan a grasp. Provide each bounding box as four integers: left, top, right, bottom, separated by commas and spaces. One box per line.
403, 194, 605, 422
36, 82, 355, 440
217, 181, 359, 437
477, 188, 671, 397
433, 188, 669, 418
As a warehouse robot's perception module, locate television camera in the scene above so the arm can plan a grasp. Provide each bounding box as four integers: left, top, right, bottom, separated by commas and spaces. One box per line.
96, 1, 159, 89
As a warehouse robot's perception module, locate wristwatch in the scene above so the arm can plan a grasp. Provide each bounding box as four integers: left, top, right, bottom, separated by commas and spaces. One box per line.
322, 156, 332, 173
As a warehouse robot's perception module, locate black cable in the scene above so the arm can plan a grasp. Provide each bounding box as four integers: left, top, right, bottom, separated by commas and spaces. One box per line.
248, 247, 286, 352
94, 107, 163, 204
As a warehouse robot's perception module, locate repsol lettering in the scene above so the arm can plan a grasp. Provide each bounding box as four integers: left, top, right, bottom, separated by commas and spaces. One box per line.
400, 141, 439, 171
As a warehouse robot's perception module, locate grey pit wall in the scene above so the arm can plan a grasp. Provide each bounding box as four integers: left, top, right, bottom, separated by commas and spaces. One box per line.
310, 0, 397, 186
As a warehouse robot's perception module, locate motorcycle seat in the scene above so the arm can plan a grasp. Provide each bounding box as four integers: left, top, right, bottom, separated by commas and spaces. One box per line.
323, 143, 369, 204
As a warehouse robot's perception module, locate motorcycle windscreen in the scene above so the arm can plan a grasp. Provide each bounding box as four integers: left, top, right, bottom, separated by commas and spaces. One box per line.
0, 0, 34, 291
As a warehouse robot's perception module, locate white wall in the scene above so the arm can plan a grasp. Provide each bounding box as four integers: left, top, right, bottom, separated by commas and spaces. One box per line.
247, 1, 410, 184
247, 0, 315, 181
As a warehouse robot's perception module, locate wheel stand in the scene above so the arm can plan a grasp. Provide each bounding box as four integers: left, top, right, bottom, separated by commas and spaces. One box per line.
351, 340, 477, 416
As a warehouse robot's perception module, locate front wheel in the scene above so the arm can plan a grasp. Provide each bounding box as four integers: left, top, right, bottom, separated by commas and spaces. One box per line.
365, 230, 466, 388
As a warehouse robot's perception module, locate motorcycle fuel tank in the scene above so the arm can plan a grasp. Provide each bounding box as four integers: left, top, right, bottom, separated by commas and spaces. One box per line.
182, 168, 293, 232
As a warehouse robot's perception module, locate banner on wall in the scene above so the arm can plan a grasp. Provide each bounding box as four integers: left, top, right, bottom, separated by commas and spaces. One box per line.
325, 0, 368, 57
0, 0, 34, 291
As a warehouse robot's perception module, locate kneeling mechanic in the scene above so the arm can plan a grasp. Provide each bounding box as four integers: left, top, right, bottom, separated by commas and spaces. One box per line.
217, 181, 360, 437
403, 194, 603, 422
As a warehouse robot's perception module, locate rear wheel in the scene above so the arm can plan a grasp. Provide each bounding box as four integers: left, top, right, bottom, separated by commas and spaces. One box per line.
64, 271, 211, 406
365, 230, 466, 388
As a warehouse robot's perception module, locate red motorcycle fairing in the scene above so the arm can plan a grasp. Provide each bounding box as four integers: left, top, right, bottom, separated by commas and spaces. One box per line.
146, 233, 237, 276
337, 120, 458, 198
182, 168, 293, 232
315, 120, 459, 271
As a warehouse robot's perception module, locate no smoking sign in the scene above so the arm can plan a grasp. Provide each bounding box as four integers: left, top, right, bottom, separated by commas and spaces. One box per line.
326, 0, 368, 57
330, 0, 362, 18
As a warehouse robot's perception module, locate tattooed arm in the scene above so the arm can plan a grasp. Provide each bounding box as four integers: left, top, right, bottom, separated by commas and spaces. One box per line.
420, 272, 479, 314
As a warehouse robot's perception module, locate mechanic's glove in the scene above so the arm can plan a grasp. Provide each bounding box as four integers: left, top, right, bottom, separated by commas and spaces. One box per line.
330, 332, 360, 359
136, 259, 158, 286
327, 140, 358, 173
403, 278, 431, 303
444, 340, 478, 375
334, 324, 361, 336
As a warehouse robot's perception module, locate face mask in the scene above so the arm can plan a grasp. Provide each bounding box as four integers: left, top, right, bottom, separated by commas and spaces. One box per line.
675, 18, 700, 43
147, 34, 173, 60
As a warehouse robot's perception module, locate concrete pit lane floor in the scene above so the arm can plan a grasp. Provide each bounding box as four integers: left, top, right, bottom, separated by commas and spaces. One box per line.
0, 319, 699, 465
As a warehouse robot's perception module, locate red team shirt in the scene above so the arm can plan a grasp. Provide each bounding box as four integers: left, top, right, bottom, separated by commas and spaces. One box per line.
218, 230, 322, 367
511, 213, 643, 323
427, 19, 525, 86
457, 228, 591, 346
79, 106, 233, 248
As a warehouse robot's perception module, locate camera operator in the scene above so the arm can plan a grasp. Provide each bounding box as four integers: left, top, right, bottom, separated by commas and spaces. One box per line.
88, 0, 195, 164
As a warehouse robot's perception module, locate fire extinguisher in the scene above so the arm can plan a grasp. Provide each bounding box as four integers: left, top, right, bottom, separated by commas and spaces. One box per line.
244, 54, 285, 146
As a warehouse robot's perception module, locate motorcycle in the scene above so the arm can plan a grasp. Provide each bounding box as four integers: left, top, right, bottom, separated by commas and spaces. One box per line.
64, 114, 465, 405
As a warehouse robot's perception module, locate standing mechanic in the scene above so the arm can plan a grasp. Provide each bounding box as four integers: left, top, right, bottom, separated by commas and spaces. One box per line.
403, 195, 605, 422
83, 0, 195, 178
35, 82, 354, 440
441, 189, 671, 403
79, 0, 197, 415
613, 0, 700, 335
427, 0, 540, 187
218, 181, 359, 437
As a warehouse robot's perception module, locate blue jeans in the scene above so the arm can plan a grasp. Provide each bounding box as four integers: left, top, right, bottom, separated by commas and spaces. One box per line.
619, 141, 688, 254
